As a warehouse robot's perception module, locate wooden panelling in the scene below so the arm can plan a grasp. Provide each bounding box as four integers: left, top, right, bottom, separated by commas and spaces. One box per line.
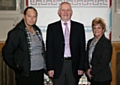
0, 42, 16, 85
111, 42, 120, 85
0, 41, 4, 52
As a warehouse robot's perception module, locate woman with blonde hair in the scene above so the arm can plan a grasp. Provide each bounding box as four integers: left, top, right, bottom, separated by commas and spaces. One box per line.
85, 17, 112, 85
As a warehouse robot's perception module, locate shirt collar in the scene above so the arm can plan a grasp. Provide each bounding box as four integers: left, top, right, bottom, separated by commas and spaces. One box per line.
61, 20, 71, 25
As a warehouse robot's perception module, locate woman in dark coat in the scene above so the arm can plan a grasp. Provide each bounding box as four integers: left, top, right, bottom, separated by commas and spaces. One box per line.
2, 6, 45, 85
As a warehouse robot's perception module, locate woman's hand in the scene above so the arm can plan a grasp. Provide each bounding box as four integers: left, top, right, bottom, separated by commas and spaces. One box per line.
87, 69, 92, 79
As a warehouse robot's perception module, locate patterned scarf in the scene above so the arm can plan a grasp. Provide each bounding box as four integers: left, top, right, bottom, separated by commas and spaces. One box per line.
24, 27, 43, 57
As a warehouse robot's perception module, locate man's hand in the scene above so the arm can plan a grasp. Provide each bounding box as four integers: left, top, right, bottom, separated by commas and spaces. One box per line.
87, 69, 92, 79
78, 70, 84, 75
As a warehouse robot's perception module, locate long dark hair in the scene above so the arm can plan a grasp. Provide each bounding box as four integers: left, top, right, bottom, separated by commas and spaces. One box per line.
24, 6, 38, 16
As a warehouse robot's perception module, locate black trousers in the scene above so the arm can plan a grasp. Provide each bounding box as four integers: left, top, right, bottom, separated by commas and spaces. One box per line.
91, 80, 111, 85
15, 69, 44, 85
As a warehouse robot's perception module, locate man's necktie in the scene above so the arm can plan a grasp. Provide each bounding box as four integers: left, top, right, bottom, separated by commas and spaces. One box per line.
64, 23, 71, 57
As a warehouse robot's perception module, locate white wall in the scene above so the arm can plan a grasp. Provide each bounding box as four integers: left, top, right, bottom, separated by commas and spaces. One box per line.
112, 0, 120, 41
0, 0, 111, 42
0, 0, 26, 41
0, 14, 23, 41
35, 7, 110, 42
35, 8, 109, 27
28, 0, 110, 42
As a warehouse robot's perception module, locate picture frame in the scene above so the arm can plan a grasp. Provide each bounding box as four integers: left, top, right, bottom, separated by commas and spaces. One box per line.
0, 0, 24, 14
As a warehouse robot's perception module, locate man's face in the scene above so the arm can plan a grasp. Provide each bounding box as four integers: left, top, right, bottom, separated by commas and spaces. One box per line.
58, 3, 72, 22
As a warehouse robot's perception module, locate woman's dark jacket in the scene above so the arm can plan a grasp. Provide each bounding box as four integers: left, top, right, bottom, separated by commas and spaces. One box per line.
85, 35, 112, 82
2, 19, 45, 76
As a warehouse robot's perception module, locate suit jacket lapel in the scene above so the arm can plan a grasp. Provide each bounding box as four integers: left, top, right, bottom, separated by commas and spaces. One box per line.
58, 21, 65, 42
70, 20, 73, 40
91, 35, 105, 60
94, 35, 105, 51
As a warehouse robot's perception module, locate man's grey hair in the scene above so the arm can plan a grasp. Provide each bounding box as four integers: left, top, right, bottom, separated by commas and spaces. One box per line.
58, 2, 72, 10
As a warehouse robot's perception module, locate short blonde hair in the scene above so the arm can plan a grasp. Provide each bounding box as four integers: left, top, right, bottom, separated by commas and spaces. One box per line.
92, 17, 106, 32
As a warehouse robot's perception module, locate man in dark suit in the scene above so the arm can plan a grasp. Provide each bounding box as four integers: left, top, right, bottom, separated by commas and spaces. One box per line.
46, 2, 86, 85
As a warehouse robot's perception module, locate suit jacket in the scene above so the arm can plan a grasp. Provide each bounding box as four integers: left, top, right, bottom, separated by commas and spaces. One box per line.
46, 20, 86, 79
85, 35, 112, 82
